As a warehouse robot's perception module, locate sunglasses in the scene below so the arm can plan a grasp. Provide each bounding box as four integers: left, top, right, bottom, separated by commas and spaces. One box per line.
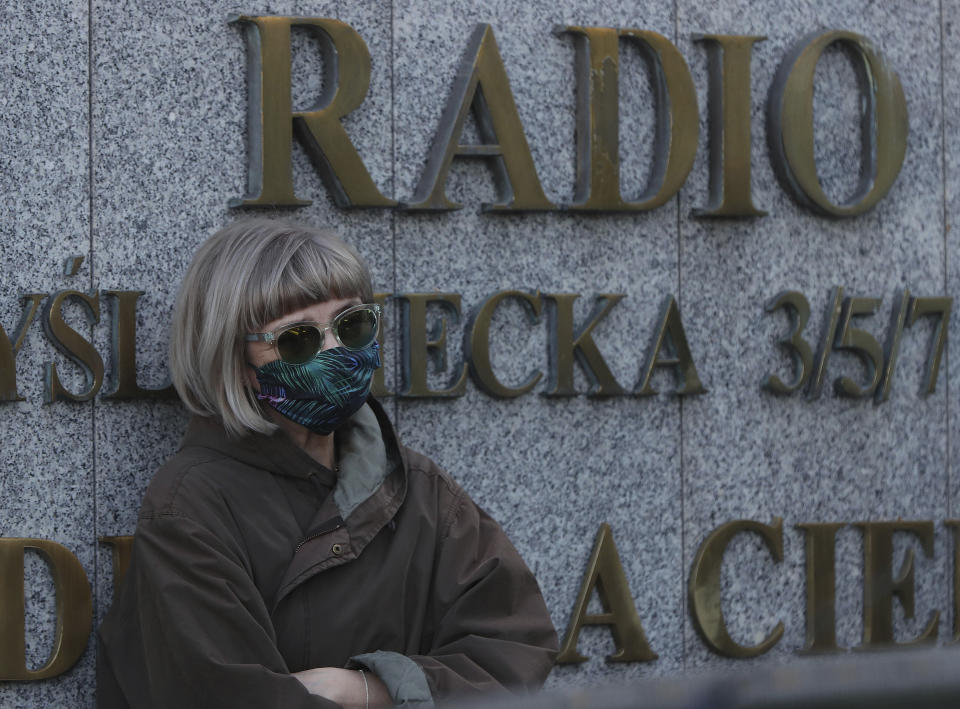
246, 303, 382, 364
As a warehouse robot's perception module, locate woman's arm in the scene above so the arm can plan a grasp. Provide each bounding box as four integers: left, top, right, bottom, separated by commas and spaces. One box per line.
412, 486, 559, 698
99, 513, 338, 709
346, 476, 558, 706
293, 667, 391, 709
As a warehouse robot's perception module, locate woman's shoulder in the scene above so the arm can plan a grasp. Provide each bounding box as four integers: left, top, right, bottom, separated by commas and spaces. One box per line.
138, 445, 241, 520
139, 414, 304, 521
397, 444, 483, 536
399, 445, 463, 494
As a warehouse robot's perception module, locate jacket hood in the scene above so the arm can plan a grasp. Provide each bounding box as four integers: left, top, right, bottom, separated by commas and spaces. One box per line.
180, 397, 400, 523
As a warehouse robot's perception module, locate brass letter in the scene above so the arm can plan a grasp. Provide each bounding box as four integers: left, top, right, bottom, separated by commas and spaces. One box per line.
946, 520, 960, 642
0, 294, 46, 402
797, 522, 845, 654
99, 536, 134, 598
768, 30, 908, 216
876, 288, 911, 403
907, 296, 952, 395
763, 290, 813, 394
465, 291, 542, 397
856, 521, 939, 648
556, 523, 657, 663
42, 290, 104, 403
370, 293, 392, 397
563, 27, 698, 211
806, 286, 844, 400
230, 16, 395, 208
833, 296, 883, 398
0, 539, 92, 680
102, 291, 176, 400
542, 294, 625, 397
693, 35, 767, 217
635, 296, 706, 396
689, 518, 784, 658
404, 24, 554, 212
397, 294, 468, 397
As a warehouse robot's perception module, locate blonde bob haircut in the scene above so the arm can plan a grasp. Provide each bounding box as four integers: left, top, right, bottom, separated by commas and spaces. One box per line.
170, 219, 374, 437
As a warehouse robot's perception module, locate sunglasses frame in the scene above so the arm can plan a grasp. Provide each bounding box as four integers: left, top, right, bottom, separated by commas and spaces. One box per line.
245, 303, 382, 363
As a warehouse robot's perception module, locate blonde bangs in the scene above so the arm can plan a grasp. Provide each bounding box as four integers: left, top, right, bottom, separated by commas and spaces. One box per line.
242, 235, 373, 331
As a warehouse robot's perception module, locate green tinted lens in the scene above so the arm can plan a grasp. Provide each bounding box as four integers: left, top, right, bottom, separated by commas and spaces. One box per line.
336, 307, 378, 349
276, 325, 322, 364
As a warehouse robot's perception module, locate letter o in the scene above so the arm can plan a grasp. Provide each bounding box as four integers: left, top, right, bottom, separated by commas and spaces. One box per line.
768, 30, 908, 217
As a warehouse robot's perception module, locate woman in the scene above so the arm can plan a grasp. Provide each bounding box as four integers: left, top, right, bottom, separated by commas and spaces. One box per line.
97, 220, 558, 708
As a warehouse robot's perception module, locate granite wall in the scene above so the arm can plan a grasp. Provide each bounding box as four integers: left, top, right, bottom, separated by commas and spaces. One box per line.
0, 0, 956, 705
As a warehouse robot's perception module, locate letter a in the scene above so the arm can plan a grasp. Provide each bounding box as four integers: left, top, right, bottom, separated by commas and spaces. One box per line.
556, 524, 657, 663
405, 24, 554, 212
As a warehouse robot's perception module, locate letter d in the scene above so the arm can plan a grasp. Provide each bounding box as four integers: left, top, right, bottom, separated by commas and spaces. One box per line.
0, 539, 92, 680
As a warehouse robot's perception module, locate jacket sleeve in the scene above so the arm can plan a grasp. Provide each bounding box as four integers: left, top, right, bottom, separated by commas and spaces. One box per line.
370, 480, 559, 705
98, 511, 335, 709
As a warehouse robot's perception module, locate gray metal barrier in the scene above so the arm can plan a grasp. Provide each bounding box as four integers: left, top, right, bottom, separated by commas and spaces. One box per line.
454, 648, 960, 708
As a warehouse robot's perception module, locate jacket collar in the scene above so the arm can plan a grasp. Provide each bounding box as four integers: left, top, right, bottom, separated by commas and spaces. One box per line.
180, 397, 403, 523
333, 402, 390, 518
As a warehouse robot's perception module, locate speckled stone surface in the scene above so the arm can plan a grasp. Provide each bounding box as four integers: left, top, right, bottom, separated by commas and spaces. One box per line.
2, 1, 959, 707
677, 0, 949, 670
0, 2, 94, 707
391, 0, 684, 686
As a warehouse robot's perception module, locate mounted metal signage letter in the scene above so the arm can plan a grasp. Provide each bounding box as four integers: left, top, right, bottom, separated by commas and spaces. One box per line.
907, 296, 952, 395
635, 295, 706, 396
562, 27, 698, 211
102, 291, 177, 400
797, 522, 845, 654
0, 539, 92, 681
464, 290, 543, 397
556, 523, 657, 663
833, 295, 883, 398
0, 293, 46, 402
689, 518, 785, 658
855, 521, 939, 648
763, 290, 814, 394
403, 24, 555, 212
397, 293, 468, 397
42, 290, 104, 403
229, 15, 395, 208
693, 35, 767, 217
542, 294, 625, 397
99, 536, 134, 599
947, 520, 960, 642
768, 30, 908, 217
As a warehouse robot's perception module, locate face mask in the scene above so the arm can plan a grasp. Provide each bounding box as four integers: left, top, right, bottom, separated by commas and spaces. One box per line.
253, 343, 381, 435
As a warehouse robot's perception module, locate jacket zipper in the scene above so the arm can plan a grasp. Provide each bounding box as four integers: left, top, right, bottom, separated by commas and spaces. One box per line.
295, 516, 344, 554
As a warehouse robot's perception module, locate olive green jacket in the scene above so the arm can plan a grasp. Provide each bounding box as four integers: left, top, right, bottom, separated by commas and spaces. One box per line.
97, 399, 558, 708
